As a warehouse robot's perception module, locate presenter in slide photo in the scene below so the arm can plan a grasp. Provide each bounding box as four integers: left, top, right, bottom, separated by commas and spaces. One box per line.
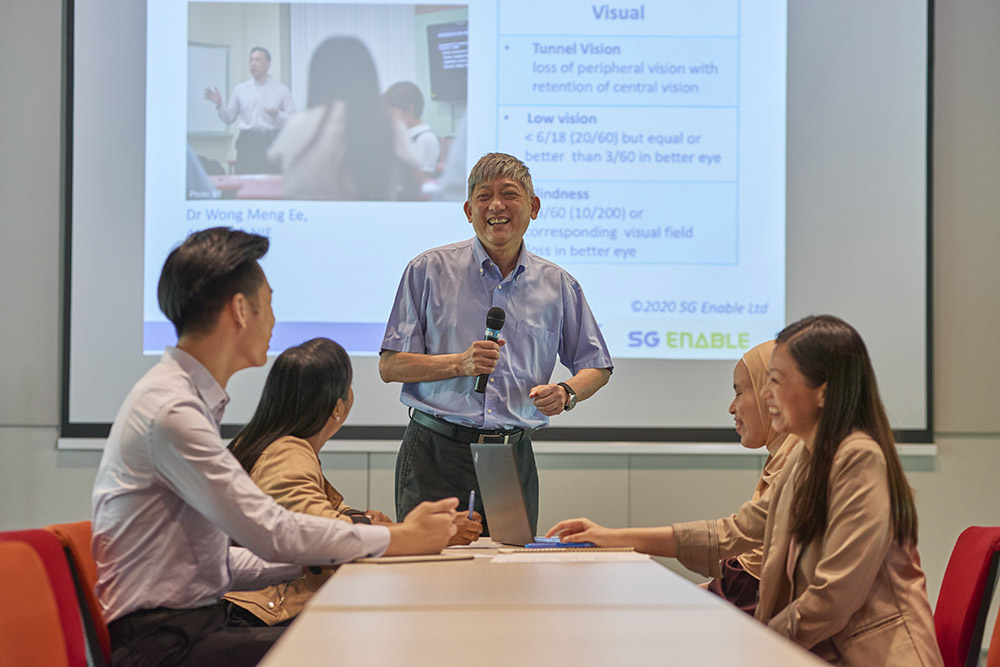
204, 47, 294, 174
379, 153, 614, 535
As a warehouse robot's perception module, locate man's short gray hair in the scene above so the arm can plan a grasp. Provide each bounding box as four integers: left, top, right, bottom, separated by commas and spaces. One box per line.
466, 153, 535, 201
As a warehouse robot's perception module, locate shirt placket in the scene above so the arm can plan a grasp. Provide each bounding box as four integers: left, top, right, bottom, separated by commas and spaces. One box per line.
480, 262, 515, 429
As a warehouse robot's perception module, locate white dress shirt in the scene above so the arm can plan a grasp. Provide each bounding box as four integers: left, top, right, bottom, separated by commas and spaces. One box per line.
91, 347, 389, 622
217, 76, 295, 131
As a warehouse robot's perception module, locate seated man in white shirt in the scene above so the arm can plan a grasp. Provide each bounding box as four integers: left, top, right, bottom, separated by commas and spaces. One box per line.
383, 80, 441, 176
91, 227, 458, 667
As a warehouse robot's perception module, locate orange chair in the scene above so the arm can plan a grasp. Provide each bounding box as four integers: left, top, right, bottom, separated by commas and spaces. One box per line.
0, 530, 89, 667
46, 521, 111, 667
987, 608, 1000, 667
935, 526, 1000, 667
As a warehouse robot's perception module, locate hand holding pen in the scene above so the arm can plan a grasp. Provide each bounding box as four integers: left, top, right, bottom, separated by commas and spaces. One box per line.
447, 489, 483, 545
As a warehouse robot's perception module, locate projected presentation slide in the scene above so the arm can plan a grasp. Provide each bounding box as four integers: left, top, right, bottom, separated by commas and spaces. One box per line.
145, 0, 786, 361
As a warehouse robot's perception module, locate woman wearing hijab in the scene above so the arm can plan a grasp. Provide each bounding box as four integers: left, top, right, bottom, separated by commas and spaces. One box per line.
548, 316, 942, 666
267, 36, 420, 200
704, 340, 797, 614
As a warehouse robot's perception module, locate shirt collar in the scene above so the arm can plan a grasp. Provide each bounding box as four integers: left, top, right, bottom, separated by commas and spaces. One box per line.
471, 237, 529, 280
164, 346, 230, 419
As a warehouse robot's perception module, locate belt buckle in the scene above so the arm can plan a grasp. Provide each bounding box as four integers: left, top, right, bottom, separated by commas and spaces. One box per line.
477, 433, 509, 444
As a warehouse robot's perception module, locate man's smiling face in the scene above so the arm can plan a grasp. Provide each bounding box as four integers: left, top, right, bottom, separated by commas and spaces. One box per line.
464, 176, 540, 261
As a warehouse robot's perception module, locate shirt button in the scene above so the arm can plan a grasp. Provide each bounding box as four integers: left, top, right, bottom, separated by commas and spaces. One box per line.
497, 285, 502, 290
490, 378, 494, 383
487, 409, 492, 414
267, 602, 275, 608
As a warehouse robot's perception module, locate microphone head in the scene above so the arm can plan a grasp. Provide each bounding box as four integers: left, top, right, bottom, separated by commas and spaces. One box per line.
486, 307, 506, 331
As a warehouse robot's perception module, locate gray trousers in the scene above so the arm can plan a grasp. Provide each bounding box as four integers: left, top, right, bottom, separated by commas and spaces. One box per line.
395, 418, 539, 536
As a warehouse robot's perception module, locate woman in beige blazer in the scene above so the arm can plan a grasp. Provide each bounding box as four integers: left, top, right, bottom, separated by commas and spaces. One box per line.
548, 316, 942, 666
224, 338, 482, 625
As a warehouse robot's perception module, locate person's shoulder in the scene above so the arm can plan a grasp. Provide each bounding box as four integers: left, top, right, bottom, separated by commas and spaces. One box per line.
833, 431, 888, 471
409, 238, 474, 266
138, 358, 202, 410
254, 435, 318, 468
524, 250, 582, 288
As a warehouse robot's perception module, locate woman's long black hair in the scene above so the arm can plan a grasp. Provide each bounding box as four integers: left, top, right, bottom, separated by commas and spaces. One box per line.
229, 337, 352, 473
778, 315, 917, 548
292, 36, 407, 200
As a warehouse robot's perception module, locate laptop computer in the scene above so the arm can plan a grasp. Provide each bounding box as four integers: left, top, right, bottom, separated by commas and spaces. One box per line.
471, 441, 595, 548
470, 441, 535, 546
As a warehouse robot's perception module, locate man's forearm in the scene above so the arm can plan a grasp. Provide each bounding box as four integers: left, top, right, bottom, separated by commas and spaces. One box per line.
378, 350, 463, 383
566, 367, 612, 402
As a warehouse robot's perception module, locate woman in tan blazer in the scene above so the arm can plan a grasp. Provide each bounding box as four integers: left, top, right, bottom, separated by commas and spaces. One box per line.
548, 316, 943, 666
224, 337, 482, 626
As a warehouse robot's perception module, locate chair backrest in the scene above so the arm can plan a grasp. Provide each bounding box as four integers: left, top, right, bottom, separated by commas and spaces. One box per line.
0, 529, 89, 667
935, 526, 1000, 667
46, 521, 111, 666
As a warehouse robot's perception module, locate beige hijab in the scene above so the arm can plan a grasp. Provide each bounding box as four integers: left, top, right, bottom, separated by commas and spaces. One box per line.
740, 340, 798, 497
736, 340, 799, 578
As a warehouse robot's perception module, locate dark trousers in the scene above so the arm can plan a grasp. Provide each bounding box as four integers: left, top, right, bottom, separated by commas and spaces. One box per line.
706, 557, 760, 615
395, 418, 539, 536
234, 130, 279, 174
108, 602, 285, 667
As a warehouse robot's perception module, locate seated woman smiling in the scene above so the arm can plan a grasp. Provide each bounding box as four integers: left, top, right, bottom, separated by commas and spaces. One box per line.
703, 339, 797, 614
225, 338, 481, 626
548, 316, 942, 666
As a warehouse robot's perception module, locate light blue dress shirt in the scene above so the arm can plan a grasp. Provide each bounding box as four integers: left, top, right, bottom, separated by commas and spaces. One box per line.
91, 347, 390, 622
381, 238, 613, 430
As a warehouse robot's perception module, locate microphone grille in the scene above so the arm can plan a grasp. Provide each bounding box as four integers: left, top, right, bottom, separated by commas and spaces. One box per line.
486, 307, 506, 330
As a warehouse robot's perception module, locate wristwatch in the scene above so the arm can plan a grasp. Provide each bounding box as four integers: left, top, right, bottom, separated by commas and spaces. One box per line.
557, 382, 578, 411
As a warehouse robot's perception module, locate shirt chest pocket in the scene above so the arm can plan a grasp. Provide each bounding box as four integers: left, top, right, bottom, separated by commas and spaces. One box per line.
510, 321, 559, 381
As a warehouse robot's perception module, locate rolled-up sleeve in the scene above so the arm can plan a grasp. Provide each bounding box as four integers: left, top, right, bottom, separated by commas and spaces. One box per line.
381, 258, 427, 354
674, 493, 769, 579
559, 278, 613, 374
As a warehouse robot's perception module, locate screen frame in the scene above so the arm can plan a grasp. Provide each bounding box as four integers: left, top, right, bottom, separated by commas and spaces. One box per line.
60, 0, 935, 444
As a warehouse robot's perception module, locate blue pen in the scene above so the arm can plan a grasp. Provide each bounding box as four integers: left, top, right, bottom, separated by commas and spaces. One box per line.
467, 490, 476, 519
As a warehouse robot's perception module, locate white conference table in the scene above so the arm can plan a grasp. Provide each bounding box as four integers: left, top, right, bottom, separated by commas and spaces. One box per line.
260, 543, 828, 666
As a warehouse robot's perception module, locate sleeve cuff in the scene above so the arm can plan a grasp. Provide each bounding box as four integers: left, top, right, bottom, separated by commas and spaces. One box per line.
673, 520, 723, 579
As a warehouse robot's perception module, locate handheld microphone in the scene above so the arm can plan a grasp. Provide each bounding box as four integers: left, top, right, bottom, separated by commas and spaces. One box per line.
474, 307, 506, 393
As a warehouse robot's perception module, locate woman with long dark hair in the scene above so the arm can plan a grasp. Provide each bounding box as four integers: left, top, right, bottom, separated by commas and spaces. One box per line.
225, 338, 481, 626
267, 36, 420, 200
548, 316, 942, 665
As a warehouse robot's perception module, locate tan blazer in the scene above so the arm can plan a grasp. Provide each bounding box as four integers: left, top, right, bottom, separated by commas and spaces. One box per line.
224, 436, 355, 625
674, 432, 942, 666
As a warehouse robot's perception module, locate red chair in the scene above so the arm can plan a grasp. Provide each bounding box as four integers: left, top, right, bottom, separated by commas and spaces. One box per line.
935, 526, 1000, 667
46, 521, 111, 666
0, 529, 89, 667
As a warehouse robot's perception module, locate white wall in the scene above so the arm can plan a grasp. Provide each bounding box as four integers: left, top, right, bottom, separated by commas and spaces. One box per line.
1, 0, 999, 643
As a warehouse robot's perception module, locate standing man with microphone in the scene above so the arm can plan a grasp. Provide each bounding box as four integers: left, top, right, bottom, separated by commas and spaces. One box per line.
380, 153, 613, 534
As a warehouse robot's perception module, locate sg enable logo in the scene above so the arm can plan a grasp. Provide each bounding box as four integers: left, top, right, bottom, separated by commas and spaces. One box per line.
628, 331, 751, 349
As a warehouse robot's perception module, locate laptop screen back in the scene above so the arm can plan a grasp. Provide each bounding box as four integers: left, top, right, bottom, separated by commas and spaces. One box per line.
471, 442, 534, 546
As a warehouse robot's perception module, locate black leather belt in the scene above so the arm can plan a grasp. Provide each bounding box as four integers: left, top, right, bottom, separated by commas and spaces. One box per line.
410, 409, 529, 445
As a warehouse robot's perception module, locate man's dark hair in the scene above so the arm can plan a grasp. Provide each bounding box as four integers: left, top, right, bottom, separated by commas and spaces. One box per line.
382, 81, 425, 118
250, 46, 272, 62
157, 227, 269, 338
